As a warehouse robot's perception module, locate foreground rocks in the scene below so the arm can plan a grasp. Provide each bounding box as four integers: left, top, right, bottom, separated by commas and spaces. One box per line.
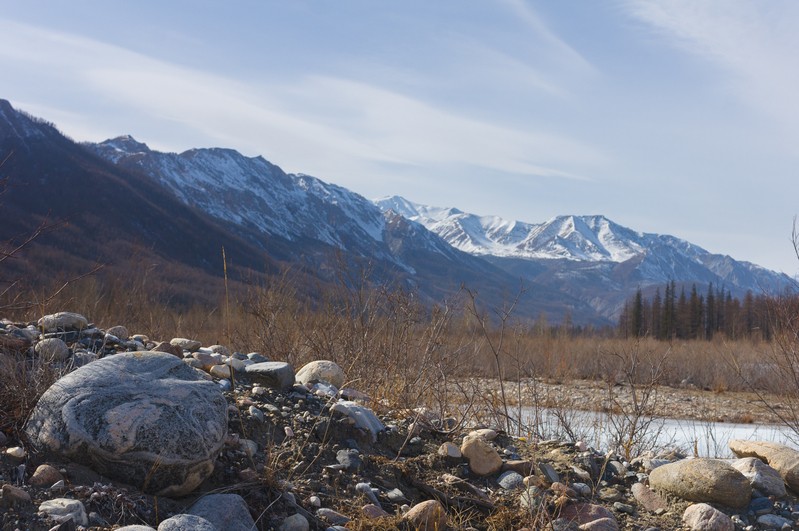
2, 312, 799, 529
25, 352, 228, 497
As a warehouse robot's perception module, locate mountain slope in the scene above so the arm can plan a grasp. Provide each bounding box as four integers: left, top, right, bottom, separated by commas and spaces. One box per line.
0, 100, 275, 305
87, 133, 598, 320
376, 196, 794, 319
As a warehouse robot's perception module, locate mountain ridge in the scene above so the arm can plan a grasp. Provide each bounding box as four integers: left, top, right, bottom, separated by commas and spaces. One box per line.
0, 99, 791, 324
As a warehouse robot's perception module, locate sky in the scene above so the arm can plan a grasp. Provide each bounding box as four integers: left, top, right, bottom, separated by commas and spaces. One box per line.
2, 1, 799, 275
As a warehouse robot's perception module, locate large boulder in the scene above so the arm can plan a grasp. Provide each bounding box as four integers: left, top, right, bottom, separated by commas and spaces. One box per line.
731, 457, 787, 498
25, 352, 227, 497
187, 494, 256, 531
682, 503, 734, 531
38, 312, 88, 332
729, 439, 799, 493
649, 458, 751, 509
245, 361, 295, 391
460, 434, 503, 476
295, 360, 346, 388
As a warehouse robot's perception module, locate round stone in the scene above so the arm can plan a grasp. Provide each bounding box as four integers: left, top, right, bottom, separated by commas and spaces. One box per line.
25, 352, 228, 496
295, 360, 346, 388
35, 338, 69, 361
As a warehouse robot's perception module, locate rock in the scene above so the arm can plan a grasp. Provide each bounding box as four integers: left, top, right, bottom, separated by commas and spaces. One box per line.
502, 459, 535, 476
279, 513, 310, 531
25, 352, 228, 497
598, 487, 622, 502
157, 514, 217, 531
330, 401, 385, 442
631, 482, 668, 513
105, 325, 130, 340
0, 431, 7, 446
519, 486, 543, 509
438, 442, 461, 458
245, 361, 295, 391
579, 518, 620, 531
170, 337, 201, 351
731, 456, 787, 498
115, 526, 156, 531
468, 428, 498, 441
152, 341, 183, 357
355, 482, 381, 506
6, 446, 25, 459
559, 503, 618, 530
729, 439, 799, 493
38, 498, 89, 526
403, 499, 447, 531
316, 507, 350, 525
38, 312, 88, 332
209, 344, 230, 356
682, 503, 734, 531
336, 449, 363, 471
756, 513, 793, 528
30, 464, 64, 487
247, 352, 269, 362
362, 504, 390, 518
612, 502, 635, 514
649, 458, 752, 508
187, 493, 255, 531
498, 470, 525, 490
35, 338, 70, 361
209, 364, 232, 379
539, 461, 561, 484
295, 360, 346, 388
461, 434, 503, 476
1, 484, 31, 506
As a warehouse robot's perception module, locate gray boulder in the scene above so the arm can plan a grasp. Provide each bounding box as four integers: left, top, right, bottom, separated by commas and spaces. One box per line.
35, 338, 69, 361
25, 352, 227, 497
245, 361, 295, 391
729, 439, 799, 493
649, 458, 751, 509
38, 312, 88, 332
731, 456, 787, 498
682, 503, 734, 531
158, 513, 217, 531
295, 360, 346, 388
187, 493, 255, 531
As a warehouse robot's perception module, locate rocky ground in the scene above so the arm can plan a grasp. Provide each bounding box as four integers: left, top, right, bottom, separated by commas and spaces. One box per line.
2, 312, 799, 530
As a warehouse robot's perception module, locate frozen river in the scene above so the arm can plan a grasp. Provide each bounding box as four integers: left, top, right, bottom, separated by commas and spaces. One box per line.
516, 407, 797, 458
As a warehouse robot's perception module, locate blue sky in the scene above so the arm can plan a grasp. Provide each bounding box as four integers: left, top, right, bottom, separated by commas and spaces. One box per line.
2, 1, 799, 275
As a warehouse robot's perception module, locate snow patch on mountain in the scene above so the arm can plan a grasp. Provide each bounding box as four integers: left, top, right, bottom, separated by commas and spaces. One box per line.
90, 138, 387, 253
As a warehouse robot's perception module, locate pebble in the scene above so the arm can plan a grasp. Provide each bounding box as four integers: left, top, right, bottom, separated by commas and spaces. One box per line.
316, 507, 350, 525
756, 513, 793, 528
248, 406, 265, 422
1, 484, 31, 506
38, 498, 89, 526
6, 447, 25, 459
278, 513, 309, 531
498, 470, 525, 490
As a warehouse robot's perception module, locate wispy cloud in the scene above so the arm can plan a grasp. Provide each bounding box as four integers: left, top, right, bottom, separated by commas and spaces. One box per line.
622, 0, 799, 144
0, 18, 606, 187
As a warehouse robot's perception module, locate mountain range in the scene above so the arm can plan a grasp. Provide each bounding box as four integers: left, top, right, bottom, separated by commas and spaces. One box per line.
0, 99, 791, 324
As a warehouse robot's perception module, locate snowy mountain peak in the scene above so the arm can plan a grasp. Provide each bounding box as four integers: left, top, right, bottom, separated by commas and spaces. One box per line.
376, 196, 683, 264
99, 135, 152, 156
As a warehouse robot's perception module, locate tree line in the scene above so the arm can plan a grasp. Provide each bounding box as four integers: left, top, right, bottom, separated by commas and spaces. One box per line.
617, 281, 798, 341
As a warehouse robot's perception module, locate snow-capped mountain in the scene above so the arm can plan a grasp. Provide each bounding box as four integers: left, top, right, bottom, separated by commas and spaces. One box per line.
86, 134, 549, 313
377, 195, 702, 263
376, 196, 794, 317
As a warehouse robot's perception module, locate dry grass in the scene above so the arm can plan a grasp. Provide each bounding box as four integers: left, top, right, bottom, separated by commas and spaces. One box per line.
0, 266, 793, 444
